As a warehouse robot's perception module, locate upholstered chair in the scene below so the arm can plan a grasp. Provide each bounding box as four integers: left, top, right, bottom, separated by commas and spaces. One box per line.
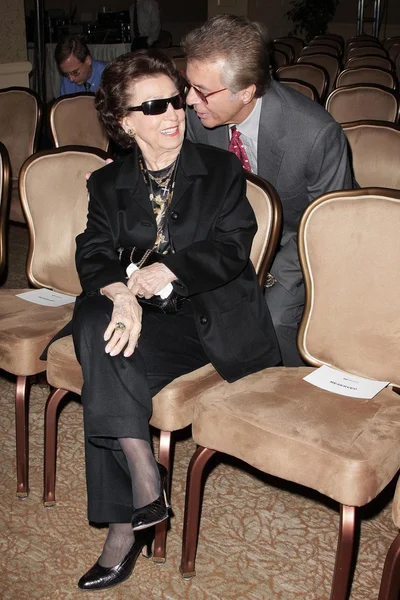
180, 188, 400, 600
325, 84, 399, 124
279, 78, 319, 101
378, 477, 400, 600
270, 49, 289, 72
0, 146, 108, 499
276, 63, 328, 103
271, 42, 294, 64
301, 44, 340, 58
346, 34, 382, 47
173, 57, 187, 74
346, 45, 388, 60
42, 171, 282, 564
273, 37, 304, 61
345, 55, 394, 71
49, 93, 109, 151
0, 87, 42, 223
0, 142, 11, 281
342, 120, 400, 188
335, 66, 396, 90
309, 36, 343, 54
298, 53, 341, 94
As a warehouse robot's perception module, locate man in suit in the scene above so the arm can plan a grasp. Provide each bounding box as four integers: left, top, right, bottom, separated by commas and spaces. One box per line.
181, 14, 354, 366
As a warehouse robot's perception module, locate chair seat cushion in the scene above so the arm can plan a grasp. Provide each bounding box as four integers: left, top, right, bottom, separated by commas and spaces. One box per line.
192, 367, 400, 507
0, 289, 74, 376
46, 335, 223, 431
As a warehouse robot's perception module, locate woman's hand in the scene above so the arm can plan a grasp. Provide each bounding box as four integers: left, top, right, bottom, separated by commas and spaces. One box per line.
101, 282, 142, 357
127, 263, 176, 298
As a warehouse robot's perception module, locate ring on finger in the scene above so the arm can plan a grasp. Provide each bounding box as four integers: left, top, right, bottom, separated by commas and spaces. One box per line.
115, 322, 126, 331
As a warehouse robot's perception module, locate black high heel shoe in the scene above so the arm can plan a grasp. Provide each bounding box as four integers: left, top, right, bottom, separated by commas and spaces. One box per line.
131, 463, 170, 531
77, 528, 153, 591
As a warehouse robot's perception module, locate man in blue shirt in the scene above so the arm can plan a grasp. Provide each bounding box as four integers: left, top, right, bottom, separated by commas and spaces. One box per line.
55, 35, 108, 97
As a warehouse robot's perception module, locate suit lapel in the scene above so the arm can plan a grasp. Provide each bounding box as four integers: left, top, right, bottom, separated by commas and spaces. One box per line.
257, 82, 287, 188
115, 147, 154, 219
169, 139, 208, 210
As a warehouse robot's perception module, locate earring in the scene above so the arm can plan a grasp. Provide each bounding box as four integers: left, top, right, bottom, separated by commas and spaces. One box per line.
127, 128, 135, 137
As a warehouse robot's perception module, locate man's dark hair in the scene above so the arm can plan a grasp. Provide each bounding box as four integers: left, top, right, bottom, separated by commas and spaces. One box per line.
55, 35, 91, 66
182, 14, 271, 97
95, 49, 185, 149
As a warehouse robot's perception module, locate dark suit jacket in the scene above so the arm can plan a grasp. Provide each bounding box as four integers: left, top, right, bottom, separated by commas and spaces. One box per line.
75, 139, 280, 382
186, 80, 354, 295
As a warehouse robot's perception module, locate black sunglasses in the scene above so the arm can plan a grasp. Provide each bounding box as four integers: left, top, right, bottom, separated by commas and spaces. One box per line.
126, 94, 185, 116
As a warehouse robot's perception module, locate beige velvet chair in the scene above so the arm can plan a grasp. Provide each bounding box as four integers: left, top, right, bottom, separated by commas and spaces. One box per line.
0, 86, 42, 223
276, 63, 328, 103
0, 146, 108, 499
346, 45, 388, 60
298, 53, 341, 94
378, 477, 400, 600
342, 120, 400, 188
335, 67, 396, 90
313, 33, 344, 48
279, 78, 319, 101
271, 42, 294, 64
49, 93, 109, 151
384, 36, 400, 52
325, 84, 399, 124
301, 44, 340, 58
310, 36, 343, 54
0, 142, 11, 281
345, 55, 394, 71
273, 37, 304, 61
346, 34, 381, 47
42, 171, 283, 563
270, 49, 288, 71
180, 188, 400, 600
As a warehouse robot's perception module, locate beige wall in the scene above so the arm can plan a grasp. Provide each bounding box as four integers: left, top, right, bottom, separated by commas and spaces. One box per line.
0, 0, 31, 88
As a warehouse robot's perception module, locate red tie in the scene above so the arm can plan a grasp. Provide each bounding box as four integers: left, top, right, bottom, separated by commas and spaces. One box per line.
228, 126, 252, 172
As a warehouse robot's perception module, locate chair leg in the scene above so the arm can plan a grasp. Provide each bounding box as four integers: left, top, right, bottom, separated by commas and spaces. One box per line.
153, 430, 172, 563
15, 375, 31, 498
330, 504, 356, 600
43, 387, 69, 507
180, 446, 216, 579
378, 532, 400, 600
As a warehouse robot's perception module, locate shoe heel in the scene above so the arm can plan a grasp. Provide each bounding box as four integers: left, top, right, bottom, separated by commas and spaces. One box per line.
141, 530, 154, 559
163, 487, 171, 509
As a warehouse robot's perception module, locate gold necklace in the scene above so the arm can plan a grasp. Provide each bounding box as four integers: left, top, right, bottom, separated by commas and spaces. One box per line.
148, 160, 176, 187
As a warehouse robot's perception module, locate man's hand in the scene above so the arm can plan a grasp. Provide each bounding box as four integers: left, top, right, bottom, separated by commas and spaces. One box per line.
127, 263, 176, 298
85, 157, 114, 181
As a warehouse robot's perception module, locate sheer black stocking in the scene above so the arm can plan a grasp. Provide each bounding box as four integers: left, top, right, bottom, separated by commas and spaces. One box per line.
98, 522, 134, 568
119, 437, 160, 509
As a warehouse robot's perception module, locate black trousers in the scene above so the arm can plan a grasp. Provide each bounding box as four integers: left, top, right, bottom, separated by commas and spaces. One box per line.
72, 294, 209, 523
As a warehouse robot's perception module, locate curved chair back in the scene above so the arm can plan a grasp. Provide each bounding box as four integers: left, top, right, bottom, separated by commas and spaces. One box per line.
313, 33, 344, 49
276, 63, 328, 102
19, 146, 109, 295
298, 53, 341, 94
173, 57, 187, 74
279, 78, 319, 101
346, 45, 388, 60
301, 44, 340, 58
245, 172, 282, 285
345, 55, 394, 71
49, 93, 109, 151
0, 142, 11, 280
0, 87, 42, 223
325, 84, 399, 124
309, 37, 343, 54
272, 42, 294, 63
270, 49, 288, 71
342, 120, 400, 189
347, 34, 381, 47
336, 66, 396, 90
384, 36, 400, 51
388, 42, 400, 64
273, 37, 304, 61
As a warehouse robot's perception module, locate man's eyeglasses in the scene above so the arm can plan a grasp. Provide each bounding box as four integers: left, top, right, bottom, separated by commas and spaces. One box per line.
187, 83, 227, 105
126, 94, 185, 116
63, 67, 81, 79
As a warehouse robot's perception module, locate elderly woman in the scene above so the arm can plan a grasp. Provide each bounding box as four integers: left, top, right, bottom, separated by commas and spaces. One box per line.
72, 49, 280, 591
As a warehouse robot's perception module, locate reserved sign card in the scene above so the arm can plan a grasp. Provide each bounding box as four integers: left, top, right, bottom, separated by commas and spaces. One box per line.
303, 365, 389, 399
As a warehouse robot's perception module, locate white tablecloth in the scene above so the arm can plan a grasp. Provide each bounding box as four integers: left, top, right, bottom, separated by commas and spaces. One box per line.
28, 43, 131, 102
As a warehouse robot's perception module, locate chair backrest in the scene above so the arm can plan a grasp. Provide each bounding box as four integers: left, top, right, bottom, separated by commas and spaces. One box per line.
272, 42, 294, 63
346, 45, 388, 60
388, 42, 400, 64
384, 36, 400, 51
325, 84, 399, 124
309, 37, 343, 54
0, 87, 42, 175
19, 146, 109, 295
301, 44, 340, 58
297, 188, 400, 385
335, 66, 396, 90
279, 78, 319, 101
313, 33, 344, 49
342, 120, 400, 188
245, 172, 282, 285
49, 93, 109, 151
345, 55, 394, 71
270, 49, 288, 71
276, 63, 328, 102
0, 142, 11, 280
346, 34, 381, 47
273, 37, 304, 61
173, 57, 187, 73
298, 54, 341, 94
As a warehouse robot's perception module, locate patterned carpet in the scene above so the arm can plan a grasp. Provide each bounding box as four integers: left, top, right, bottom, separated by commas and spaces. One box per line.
0, 224, 397, 600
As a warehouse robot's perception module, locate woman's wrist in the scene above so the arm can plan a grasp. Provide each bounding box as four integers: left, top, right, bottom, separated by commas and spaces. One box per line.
100, 282, 132, 301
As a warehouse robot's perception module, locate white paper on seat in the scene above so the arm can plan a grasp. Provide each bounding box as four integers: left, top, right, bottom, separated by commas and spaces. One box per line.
16, 289, 76, 307
303, 365, 389, 399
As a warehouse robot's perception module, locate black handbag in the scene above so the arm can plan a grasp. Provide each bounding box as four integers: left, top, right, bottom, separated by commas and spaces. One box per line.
117, 246, 186, 314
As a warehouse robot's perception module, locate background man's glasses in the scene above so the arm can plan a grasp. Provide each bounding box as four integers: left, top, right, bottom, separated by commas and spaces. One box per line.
126, 94, 185, 116
63, 67, 82, 79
